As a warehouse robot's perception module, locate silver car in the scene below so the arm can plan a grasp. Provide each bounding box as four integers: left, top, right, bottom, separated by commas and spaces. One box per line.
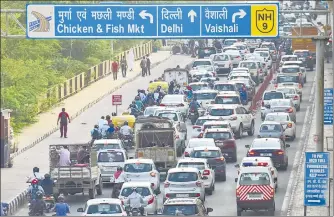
210, 53, 233, 76
266, 99, 297, 123
257, 121, 285, 141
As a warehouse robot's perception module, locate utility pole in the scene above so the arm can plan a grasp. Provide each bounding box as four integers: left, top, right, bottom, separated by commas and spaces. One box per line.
315, 39, 326, 152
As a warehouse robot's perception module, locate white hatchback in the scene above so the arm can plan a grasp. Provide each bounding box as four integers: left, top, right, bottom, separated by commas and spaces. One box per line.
184, 138, 216, 157
77, 198, 127, 216
160, 94, 189, 116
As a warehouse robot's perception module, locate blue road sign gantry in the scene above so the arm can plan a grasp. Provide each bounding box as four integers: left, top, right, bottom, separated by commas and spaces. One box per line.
26, 3, 279, 39
324, 88, 333, 125
304, 152, 330, 206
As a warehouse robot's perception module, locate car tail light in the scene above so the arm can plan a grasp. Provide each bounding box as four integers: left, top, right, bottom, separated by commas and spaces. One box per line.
309, 56, 312, 59
224, 141, 236, 148
184, 151, 189, 156
275, 150, 284, 155
257, 162, 268, 166
198, 133, 203, 138
270, 188, 275, 197
203, 170, 210, 176
286, 107, 293, 113
150, 172, 156, 177
293, 95, 299, 100
274, 84, 278, 88
236, 56, 241, 59
230, 116, 237, 121
215, 157, 225, 162
248, 150, 257, 156
195, 193, 201, 197
287, 123, 293, 128
159, 104, 166, 106
196, 181, 202, 187
164, 182, 170, 188
177, 103, 185, 107
193, 125, 200, 129
165, 193, 170, 198
148, 196, 154, 205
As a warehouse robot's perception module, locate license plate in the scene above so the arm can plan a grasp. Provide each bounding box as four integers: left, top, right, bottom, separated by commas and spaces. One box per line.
248, 193, 262, 199
104, 168, 113, 171
176, 194, 189, 197
260, 153, 272, 157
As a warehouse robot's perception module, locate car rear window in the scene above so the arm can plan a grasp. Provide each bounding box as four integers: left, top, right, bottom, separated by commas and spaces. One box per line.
190, 84, 208, 91
240, 62, 257, 69
270, 100, 290, 107
168, 172, 198, 182
191, 150, 221, 158
121, 187, 151, 197
94, 143, 121, 150
98, 151, 124, 162
282, 57, 298, 61
178, 162, 206, 170
198, 47, 216, 57
195, 119, 210, 126
277, 75, 299, 83
214, 55, 229, 61
214, 84, 236, 91
209, 108, 234, 116
194, 92, 217, 100
203, 124, 229, 130
86, 204, 122, 215
204, 132, 232, 140
163, 205, 197, 215
261, 44, 275, 50
260, 124, 282, 132
255, 51, 269, 57
193, 61, 211, 67
158, 112, 178, 121
265, 115, 289, 122
282, 67, 299, 73
294, 51, 309, 57
124, 163, 152, 173
215, 96, 240, 104
239, 173, 270, 185
263, 92, 284, 100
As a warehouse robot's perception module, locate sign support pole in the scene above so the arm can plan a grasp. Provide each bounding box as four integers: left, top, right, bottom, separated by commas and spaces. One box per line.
303, 205, 307, 216
314, 39, 326, 152
115, 105, 118, 116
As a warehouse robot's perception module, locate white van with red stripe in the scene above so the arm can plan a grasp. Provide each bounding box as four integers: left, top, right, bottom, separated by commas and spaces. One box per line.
235, 167, 276, 216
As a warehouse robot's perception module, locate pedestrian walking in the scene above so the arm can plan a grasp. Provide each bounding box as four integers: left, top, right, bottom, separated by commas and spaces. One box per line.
120, 56, 127, 77
140, 56, 147, 77
112, 60, 118, 80
146, 54, 151, 76
57, 108, 70, 138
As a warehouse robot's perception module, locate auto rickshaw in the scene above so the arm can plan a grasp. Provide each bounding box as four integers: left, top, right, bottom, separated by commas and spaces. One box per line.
112, 115, 136, 128
148, 81, 168, 93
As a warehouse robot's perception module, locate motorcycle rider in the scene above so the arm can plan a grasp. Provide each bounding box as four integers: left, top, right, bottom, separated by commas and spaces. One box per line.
189, 97, 201, 117
53, 195, 70, 216
106, 123, 115, 139
29, 191, 46, 216
129, 101, 141, 117
186, 86, 193, 101
120, 121, 133, 140
27, 167, 44, 183
91, 125, 102, 141
168, 81, 175, 94
134, 96, 144, 111
111, 166, 128, 198
28, 179, 45, 201
124, 187, 145, 216
40, 174, 54, 196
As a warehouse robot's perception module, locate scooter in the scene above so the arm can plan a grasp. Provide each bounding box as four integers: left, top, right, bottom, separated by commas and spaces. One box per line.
43, 195, 55, 213
189, 109, 199, 125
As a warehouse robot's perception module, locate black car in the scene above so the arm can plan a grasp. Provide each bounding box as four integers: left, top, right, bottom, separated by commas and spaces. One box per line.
293, 50, 315, 70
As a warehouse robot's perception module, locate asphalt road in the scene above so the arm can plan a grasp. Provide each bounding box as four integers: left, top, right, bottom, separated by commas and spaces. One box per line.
14, 54, 316, 216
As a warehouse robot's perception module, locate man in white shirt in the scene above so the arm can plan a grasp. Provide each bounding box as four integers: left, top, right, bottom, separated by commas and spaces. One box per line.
125, 188, 145, 215
58, 146, 71, 166
120, 121, 132, 136
98, 116, 108, 130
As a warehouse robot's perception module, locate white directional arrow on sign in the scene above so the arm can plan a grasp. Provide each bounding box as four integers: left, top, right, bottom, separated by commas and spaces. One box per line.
139, 10, 153, 24
188, 10, 197, 23
232, 9, 247, 23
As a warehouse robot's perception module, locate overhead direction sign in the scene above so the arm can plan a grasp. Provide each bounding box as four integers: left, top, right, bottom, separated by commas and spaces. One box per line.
26, 3, 279, 39
324, 88, 333, 125
304, 152, 330, 206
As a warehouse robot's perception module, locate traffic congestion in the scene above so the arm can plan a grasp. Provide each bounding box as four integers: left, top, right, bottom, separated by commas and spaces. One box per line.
18, 30, 318, 216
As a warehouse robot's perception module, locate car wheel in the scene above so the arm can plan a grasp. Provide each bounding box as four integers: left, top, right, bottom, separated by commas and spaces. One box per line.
282, 162, 288, 171
296, 105, 300, 112
221, 173, 227, 182
237, 207, 242, 216
291, 133, 295, 141
232, 152, 238, 163
212, 183, 215, 191
304, 76, 307, 83
247, 121, 255, 136
237, 124, 243, 139
206, 188, 213, 195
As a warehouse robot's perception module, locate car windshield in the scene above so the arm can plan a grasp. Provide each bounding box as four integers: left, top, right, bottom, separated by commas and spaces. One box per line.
204, 132, 232, 140
210, 108, 234, 116
178, 162, 206, 170
240, 62, 257, 69
199, 48, 216, 57
276, 88, 296, 94
261, 44, 275, 50
255, 52, 269, 57
282, 67, 299, 73
86, 204, 122, 215
94, 143, 121, 151
263, 92, 284, 100
265, 115, 290, 122
277, 76, 299, 83
271, 100, 290, 107
194, 92, 217, 100
190, 84, 207, 91
214, 84, 236, 91
191, 150, 221, 158
193, 61, 211, 67
121, 187, 151, 197
161, 95, 183, 104
224, 40, 237, 46
214, 55, 229, 61
98, 151, 125, 162
158, 112, 178, 122
124, 163, 152, 173
163, 205, 197, 216
239, 173, 270, 185
168, 172, 198, 182
195, 119, 212, 126
215, 96, 240, 104
294, 51, 309, 57
260, 124, 282, 132
282, 57, 298, 61
144, 107, 159, 116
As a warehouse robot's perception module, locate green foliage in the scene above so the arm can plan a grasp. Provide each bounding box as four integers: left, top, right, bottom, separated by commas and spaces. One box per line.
1, 1, 148, 133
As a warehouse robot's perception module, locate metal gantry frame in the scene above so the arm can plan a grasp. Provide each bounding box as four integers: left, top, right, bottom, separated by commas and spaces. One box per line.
0, 8, 332, 39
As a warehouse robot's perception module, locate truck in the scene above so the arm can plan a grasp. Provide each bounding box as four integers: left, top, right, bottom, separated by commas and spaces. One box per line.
163, 68, 189, 87
49, 143, 102, 199
291, 27, 317, 53
134, 117, 176, 181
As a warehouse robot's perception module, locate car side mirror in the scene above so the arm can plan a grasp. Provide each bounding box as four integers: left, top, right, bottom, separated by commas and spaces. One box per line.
234, 164, 240, 168
274, 177, 278, 182
202, 176, 209, 180
235, 178, 238, 183
286, 144, 290, 148
265, 104, 271, 109
207, 208, 213, 213
245, 145, 250, 148
77, 208, 84, 212
184, 153, 190, 157
216, 77, 219, 81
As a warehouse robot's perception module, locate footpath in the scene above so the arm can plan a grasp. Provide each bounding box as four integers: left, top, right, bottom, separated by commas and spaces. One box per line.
1, 51, 171, 210
284, 62, 334, 216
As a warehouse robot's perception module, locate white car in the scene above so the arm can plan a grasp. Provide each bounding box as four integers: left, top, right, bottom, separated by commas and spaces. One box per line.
164, 167, 206, 202
280, 65, 302, 76
279, 55, 298, 69
223, 39, 238, 47
191, 59, 214, 69
229, 73, 256, 87
189, 82, 209, 91
193, 90, 218, 109
176, 158, 215, 195
77, 198, 127, 216
214, 92, 242, 106
207, 104, 255, 138
276, 82, 303, 100
160, 94, 189, 116
93, 139, 126, 151
265, 112, 297, 141
119, 182, 158, 215
260, 42, 277, 61
254, 50, 272, 68
154, 108, 184, 123
224, 50, 243, 68
97, 149, 127, 184
235, 157, 278, 189
123, 158, 160, 193
143, 106, 160, 117
267, 99, 297, 123
184, 138, 216, 157
201, 120, 232, 136
261, 90, 286, 120
192, 70, 215, 81
282, 61, 307, 82
238, 60, 261, 84
191, 116, 221, 138
210, 53, 233, 76
276, 87, 301, 111
233, 42, 250, 57
213, 81, 240, 93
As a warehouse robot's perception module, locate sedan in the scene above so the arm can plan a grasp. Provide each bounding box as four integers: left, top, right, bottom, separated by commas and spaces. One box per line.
210, 53, 233, 76
189, 82, 210, 91
266, 99, 297, 123
276, 87, 301, 111
224, 50, 243, 68
160, 94, 189, 116
257, 121, 285, 141
265, 112, 297, 141
194, 90, 219, 109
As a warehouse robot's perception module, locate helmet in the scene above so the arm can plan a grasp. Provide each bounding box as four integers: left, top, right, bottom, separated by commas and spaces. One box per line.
135, 96, 140, 100
176, 65, 180, 68
94, 124, 99, 129
117, 166, 123, 171
132, 101, 136, 104
124, 121, 128, 125
44, 173, 50, 179
106, 115, 111, 119
58, 195, 65, 202
138, 89, 141, 93
33, 167, 39, 173
31, 178, 39, 185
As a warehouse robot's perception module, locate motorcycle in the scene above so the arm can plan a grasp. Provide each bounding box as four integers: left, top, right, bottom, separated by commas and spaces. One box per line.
125, 206, 146, 216
122, 134, 134, 149
188, 109, 199, 125
28, 202, 44, 216
43, 195, 55, 213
